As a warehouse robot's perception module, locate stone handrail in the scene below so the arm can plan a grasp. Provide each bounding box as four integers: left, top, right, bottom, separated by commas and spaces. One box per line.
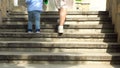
107, 0, 120, 42
0, 10, 2, 23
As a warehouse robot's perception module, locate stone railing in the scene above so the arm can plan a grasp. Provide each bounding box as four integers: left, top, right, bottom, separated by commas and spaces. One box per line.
0, 10, 2, 23
0, 0, 13, 17
107, 0, 120, 42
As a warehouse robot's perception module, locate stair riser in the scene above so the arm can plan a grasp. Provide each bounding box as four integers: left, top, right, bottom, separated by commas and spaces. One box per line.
0, 55, 119, 61
3, 17, 111, 22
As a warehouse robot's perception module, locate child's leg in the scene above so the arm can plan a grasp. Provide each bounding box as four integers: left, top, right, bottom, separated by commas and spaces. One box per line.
28, 11, 33, 31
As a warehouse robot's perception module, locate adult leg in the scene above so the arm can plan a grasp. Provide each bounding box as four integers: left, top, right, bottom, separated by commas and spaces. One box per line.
58, 8, 67, 33
59, 8, 67, 26
34, 11, 41, 33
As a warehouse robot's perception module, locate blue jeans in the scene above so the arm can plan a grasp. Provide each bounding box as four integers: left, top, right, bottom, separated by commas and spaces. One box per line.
28, 11, 41, 30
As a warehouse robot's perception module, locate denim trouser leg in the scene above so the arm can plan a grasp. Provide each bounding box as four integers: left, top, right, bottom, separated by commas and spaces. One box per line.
28, 11, 41, 30
28, 11, 33, 30
33, 11, 41, 30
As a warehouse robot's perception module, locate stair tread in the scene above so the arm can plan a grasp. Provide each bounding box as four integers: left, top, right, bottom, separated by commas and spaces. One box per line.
0, 63, 119, 68
4, 16, 111, 19
0, 40, 120, 45
0, 24, 114, 29
0, 32, 116, 34
9, 15, 109, 18
0, 32, 117, 38
0, 41, 119, 48
0, 38, 116, 42
0, 52, 119, 56
2, 21, 112, 25
9, 11, 109, 14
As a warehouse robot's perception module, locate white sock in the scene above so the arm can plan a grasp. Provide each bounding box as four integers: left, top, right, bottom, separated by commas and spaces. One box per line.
58, 26, 64, 33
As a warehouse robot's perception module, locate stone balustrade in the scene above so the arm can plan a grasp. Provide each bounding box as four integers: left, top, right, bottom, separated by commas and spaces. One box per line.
107, 0, 120, 42
0, 10, 2, 23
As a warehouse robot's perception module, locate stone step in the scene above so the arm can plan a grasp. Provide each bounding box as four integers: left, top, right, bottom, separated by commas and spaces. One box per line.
0, 41, 119, 48
0, 63, 119, 68
0, 24, 114, 29
0, 52, 119, 61
9, 11, 109, 15
3, 17, 111, 22
0, 29, 111, 33
0, 29, 114, 34
8, 14, 109, 18
0, 59, 120, 65
1, 48, 120, 53
64, 21, 111, 25
0, 32, 117, 38
7, 11, 110, 21
0, 41, 119, 53
2, 21, 112, 25
0, 37, 117, 42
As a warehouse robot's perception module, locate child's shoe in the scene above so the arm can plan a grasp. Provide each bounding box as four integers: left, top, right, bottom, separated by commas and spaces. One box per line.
28, 29, 33, 33
36, 29, 40, 33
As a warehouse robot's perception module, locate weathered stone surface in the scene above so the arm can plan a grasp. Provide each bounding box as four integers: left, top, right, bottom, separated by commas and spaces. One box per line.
0, 10, 2, 23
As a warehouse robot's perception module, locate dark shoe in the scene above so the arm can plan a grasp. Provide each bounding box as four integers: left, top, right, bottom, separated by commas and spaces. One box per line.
36, 29, 40, 33
28, 29, 33, 33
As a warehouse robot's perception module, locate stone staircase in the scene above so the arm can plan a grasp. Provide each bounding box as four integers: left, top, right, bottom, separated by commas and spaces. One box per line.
0, 11, 120, 68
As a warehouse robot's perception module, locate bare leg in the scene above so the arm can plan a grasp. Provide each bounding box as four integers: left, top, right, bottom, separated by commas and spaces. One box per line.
57, 8, 67, 34
59, 8, 67, 26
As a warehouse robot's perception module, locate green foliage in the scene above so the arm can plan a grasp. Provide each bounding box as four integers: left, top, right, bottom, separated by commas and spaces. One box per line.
76, 0, 82, 1
76, 0, 82, 3
43, 0, 48, 4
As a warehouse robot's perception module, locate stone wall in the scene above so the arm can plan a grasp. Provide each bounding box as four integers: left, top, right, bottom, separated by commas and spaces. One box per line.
107, 0, 120, 42
0, 0, 9, 17
0, 10, 2, 23
0, 0, 108, 13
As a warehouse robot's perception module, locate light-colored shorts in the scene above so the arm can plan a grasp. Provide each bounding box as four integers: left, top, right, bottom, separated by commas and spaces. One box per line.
54, 0, 67, 9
